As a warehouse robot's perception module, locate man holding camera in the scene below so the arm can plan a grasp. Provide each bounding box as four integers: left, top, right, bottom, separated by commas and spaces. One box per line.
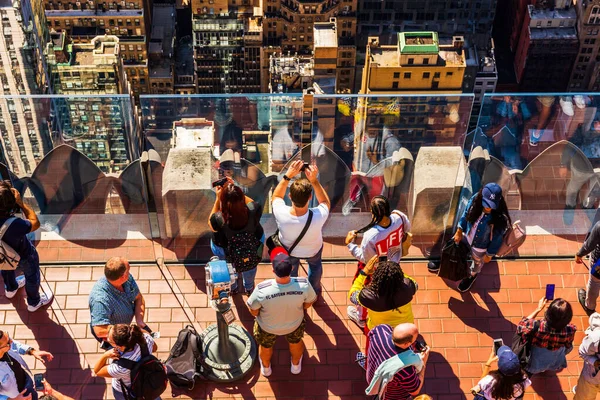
366, 323, 429, 400
272, 160, 330, 296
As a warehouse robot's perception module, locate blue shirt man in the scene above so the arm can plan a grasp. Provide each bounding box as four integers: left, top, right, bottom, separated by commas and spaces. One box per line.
89, 257, 148, 348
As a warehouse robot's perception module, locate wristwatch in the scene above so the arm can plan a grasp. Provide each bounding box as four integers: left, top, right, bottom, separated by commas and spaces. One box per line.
358, 269, 368, 277
282, 174, 291, 181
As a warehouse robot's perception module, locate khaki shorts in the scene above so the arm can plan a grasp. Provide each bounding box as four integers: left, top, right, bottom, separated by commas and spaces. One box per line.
253, 319, 306, 348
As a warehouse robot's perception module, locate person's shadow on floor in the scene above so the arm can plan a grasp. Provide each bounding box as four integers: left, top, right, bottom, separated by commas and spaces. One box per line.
422, 351, 466, 399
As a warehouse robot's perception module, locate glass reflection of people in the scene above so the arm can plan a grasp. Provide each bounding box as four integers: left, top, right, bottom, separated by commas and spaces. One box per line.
219, 149, 263, 205
491, 96, 531, 170
359, 126, 401, 173
271, 123, 300, 172
219, 123, 243, 154
559, 144, 595, 211
530, 96, 555, 146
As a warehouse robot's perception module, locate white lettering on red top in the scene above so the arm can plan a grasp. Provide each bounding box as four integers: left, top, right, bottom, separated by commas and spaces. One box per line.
374, 226, 404, 256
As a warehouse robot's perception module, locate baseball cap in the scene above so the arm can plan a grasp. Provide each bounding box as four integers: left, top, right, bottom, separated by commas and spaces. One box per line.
482, 183, 502, 209
496, 345, 521, 376
272, 252, 293, 278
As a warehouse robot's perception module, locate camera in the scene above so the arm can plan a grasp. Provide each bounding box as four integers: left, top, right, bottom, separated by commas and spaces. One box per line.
300, 162, 309, 172
414, 338, 427, 353
212, 177, 228, 188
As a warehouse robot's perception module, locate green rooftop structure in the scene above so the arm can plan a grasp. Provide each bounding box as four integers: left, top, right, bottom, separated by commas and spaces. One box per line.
398, 32, 439, 54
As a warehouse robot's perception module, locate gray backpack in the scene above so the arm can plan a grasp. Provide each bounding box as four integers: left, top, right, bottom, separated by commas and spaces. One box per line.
0, 218, 20, 271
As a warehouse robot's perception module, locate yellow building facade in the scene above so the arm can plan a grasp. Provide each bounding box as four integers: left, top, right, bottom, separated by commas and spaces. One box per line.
361, 32, 466, 94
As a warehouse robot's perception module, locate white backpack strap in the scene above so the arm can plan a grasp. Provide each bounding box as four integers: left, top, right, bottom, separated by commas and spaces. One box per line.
0, 218, 16, 240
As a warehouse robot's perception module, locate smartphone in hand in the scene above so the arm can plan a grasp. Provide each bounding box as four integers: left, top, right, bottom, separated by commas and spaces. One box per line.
493, 338, 504, 354
34, 373, 44, 391
545, 284, 555, 301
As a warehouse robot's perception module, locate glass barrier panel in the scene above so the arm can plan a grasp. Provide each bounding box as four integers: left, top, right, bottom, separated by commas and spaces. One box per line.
141, 94, 473, 261
140, 94, 304, 261
309, 94, 475, 258
466, 93, 600, 258
0, 95, 154, 263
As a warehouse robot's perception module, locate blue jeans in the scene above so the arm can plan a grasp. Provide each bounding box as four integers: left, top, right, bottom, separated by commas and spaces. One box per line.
289, 247, 323, 296
210, 235, 264, 292
2, 250, 40, 306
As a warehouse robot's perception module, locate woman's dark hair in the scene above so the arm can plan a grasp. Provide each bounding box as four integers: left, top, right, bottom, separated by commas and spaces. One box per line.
0, 181, 17, 218
219, 182, 248, 230
465, 188, 511, 233
39, 396, 58, 400
111, 324, 146, 352
356, 196, 391, 234
544, 298, 573, 331
489, 369, 527, 400
366, 261, 405, 305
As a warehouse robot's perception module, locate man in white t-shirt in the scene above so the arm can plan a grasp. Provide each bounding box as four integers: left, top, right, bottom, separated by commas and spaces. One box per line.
272, 159, 330, 296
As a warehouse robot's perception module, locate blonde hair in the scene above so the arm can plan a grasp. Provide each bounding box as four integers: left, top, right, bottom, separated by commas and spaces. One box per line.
413, 396, 433, 400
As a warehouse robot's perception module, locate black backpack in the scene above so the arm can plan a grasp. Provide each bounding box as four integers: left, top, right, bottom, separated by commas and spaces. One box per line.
116, 339, 168, 400
438, 239, 471, 281
511, 320, 540, 368
226, 230, 262, 272
165, 325, 204, 390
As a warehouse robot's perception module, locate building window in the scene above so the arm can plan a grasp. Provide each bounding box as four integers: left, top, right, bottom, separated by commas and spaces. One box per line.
432, 81, 439, 89
392, 81, 398, 89
393, 72, 400, 79
408, 58, 414, 65
423, 72, 430, 79
446, 72, 453, 76
434, 72, 440, 78
423, 58, 429, 65
404, 72, 411, 79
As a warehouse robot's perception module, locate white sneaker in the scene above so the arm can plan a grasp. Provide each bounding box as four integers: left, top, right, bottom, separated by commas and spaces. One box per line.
572, 385, 577, 394
27, 293, 53, 312
347, 306, 366, 329
291, 355, 302, 375
574, 95, 586, 109
5, 276, 26, 299
259, 358, 272, 377
560, 97, 575, 117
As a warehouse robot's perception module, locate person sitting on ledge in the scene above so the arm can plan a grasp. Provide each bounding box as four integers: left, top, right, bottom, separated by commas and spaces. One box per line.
89, 257, 151, 350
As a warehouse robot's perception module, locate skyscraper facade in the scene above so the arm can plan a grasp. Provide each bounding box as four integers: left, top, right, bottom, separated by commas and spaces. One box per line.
569, 0, 600, 91
43, 0, 152, 95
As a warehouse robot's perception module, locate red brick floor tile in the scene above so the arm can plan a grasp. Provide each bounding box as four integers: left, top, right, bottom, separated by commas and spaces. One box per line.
21, 253, 588, 399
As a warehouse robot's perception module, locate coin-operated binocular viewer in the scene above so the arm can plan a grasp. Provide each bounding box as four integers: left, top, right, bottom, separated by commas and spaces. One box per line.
199, 258, 256, 382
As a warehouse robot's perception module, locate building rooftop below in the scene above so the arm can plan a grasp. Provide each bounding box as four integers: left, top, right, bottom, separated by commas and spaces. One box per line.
150, 59, 173, 79
399, 32, 439, 54
150, 5, 175, 57
370, 43, 465, 68
172, 118, 215, 148
529, 4, 577, 19
313, 20, 337, 48
529, 26, 578, 40
175, 36, 194, 78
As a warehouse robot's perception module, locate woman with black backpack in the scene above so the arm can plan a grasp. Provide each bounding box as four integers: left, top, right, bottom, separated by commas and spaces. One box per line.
93, 324, 160, 400
451, 183, 511, 293
208, 178, 264, 295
